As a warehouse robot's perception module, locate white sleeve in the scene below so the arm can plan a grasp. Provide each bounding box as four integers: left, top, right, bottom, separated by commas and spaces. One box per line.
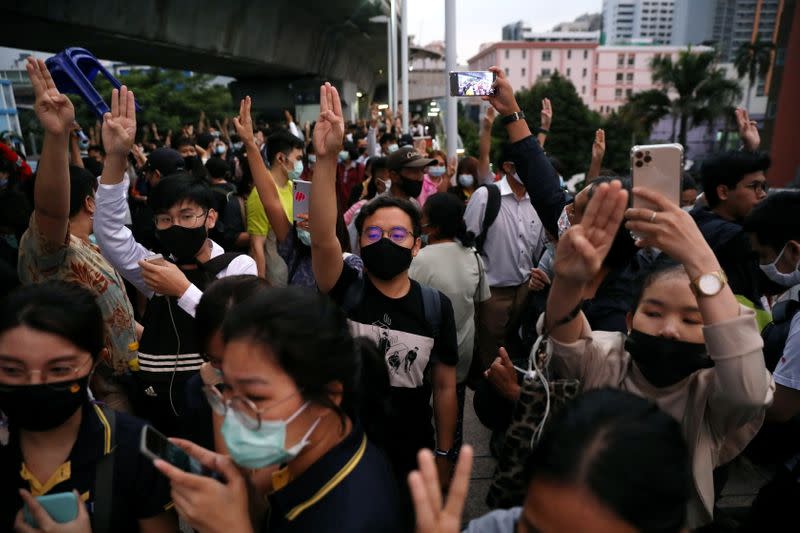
175, 255, 258, 318
463, 187, 488, 237
94, 182, 154, 298
774, 312, 800, 390
367, 127, 379, 157
288, 121, 304, 141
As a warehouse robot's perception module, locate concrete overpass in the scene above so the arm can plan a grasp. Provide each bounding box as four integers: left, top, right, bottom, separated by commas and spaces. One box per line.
0, 0, 396, 117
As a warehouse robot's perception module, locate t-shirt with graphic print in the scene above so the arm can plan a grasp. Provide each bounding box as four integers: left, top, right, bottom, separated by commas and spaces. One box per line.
329, 261, 458, 474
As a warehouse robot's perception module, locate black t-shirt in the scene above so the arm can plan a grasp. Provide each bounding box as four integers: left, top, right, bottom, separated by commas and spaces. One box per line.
0, 403, 172, 532
329, 262, 458, 471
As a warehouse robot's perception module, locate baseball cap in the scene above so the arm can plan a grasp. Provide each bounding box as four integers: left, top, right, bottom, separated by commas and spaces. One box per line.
387, 146, 435, 171
144, 148, 185, 175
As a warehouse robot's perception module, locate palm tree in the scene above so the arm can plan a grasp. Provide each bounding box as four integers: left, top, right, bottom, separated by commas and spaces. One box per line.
618, 89, 671, 142
734, 36, 775, 111
692, 69, 742, 152
649, 48, 741, 149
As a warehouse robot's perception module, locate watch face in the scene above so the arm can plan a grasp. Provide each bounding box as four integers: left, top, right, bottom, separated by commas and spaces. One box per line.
698, 273, 722, 295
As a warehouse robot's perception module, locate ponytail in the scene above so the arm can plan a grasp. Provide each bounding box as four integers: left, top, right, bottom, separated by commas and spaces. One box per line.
423, 192, 476, 248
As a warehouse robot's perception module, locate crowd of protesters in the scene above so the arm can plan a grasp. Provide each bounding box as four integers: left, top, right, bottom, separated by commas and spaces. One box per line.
0, 55, 797, 533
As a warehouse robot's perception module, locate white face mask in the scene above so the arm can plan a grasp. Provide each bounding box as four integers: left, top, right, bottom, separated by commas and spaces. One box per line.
457, 174, 475, 188
760, 243, 800, 287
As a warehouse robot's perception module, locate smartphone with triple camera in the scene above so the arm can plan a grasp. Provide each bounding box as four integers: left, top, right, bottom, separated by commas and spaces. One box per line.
449, 71, 496, 97
630, 144, 683, 211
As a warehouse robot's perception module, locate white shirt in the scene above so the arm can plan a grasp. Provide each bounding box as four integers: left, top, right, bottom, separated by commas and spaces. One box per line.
94, 181, 257, 317
464, 177, 544, 287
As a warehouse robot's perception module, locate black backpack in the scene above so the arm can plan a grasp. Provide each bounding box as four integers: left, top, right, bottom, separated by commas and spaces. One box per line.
474, 184, 501, 257
762, 299, 800, 372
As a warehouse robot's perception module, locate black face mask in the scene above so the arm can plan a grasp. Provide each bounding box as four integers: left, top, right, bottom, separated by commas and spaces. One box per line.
0, 375, 90, 432
625, 329, 713, 388
361, 238, 414, 280
398, 177, 423, 199
156, 223, 208, 265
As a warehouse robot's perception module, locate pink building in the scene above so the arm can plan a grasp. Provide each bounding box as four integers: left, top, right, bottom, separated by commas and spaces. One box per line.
468, 41, 714, 114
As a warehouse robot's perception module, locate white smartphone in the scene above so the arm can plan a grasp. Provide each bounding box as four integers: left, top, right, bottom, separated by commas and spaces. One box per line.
143, 253, 166, 265
631, 144, 683, 210
293, 179, 311, 222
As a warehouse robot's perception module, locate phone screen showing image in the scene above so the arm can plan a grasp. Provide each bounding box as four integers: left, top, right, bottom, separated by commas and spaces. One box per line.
451, 71, 495, 97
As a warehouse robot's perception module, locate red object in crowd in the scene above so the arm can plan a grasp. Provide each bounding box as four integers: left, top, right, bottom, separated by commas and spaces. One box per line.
336, 162, 365, 209
0, 142, 32, 180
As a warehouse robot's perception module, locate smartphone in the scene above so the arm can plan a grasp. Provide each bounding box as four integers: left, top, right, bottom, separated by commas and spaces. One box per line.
143, 253, 166, 265
140, 425, 204, 475
293, 179, 311, 222
449, 71, 496, 97
23, 492, 79, 527
631, 144, 683, 210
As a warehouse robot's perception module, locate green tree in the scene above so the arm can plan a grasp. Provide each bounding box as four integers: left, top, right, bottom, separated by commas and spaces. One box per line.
617, 89, 671, 142
457, 102, 479, 158
490, 71, 600, 177
650, 48, 741, 149
70, 68, 235, 141
734, 36, 775, 111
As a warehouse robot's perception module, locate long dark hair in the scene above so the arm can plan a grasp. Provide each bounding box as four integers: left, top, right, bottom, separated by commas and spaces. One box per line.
222, 288, 390, 442
423, 192, 476, 247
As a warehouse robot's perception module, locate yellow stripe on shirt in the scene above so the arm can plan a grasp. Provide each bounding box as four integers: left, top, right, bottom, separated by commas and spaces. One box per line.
285, 434, 367, 522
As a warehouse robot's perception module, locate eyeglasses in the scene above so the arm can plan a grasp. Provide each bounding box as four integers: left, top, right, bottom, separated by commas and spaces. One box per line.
154, 210, 208, 230
363, 225, 414, 244
0, 356, 93, 386
742, 181, 769, 193
202, 385, 298, 430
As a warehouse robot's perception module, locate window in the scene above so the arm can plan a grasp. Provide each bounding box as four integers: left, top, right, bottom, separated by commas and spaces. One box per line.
583, 68, 587, 77
522, 50, 527, 59
593, 88, 597, 98
522, 68, 526, 76
626, 88, 633, 97
542, 50, 552, 61
626, 72, 633, 82
615, 88, 623, 100
566, 67, 571, 76
541, 68, 552, 76
583, 50, 588, 59
505, 49, 509, 59
618, 53, 625, 66
616, 72, 624, 82
582, 85, 586, 94
627, 54, 635, 66
504, 67, 510, 76
567, 50, 572, 59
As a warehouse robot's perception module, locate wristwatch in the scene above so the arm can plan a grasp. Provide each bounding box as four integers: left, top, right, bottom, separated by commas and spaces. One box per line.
434, 448, 458, 461
501, 110, 525, 126
690, 271, 728, 297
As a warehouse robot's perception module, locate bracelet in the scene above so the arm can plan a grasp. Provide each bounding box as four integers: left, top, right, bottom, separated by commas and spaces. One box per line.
434, 448, 457, 460
543, 300, 583, 337
537, 127, 550, 135
501, 111, 525, 126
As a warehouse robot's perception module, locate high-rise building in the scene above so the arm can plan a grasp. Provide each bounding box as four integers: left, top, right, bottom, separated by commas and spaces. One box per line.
671, 0, 716, 46
502, 21, 530, 41
602, 0, 676, 45
712, 0, 782, 62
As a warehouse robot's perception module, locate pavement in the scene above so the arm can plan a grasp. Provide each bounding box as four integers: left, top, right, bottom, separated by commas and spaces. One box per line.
461, 388, 496, 524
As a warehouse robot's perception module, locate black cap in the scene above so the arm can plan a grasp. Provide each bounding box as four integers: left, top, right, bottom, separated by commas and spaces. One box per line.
387, 146, 435, 171
144, 148, 185, 175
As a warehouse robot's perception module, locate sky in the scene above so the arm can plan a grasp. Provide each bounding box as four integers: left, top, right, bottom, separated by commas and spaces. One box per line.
407, 0, 603, 63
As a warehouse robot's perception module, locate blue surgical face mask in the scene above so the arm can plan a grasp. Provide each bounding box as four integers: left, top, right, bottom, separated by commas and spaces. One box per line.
308, 154, 317, 165
297, 228, 312, 246
88, 233, 98, 245
232, 142, 244, 152
338, 150, 349, 162
214, 145, 226, 155
288, 160, 304, 181
759, 243, 800, 287
458, 174, 475, 188
428, 166, 446, 177
387, 144, 399, 153
221, 401, 320, 469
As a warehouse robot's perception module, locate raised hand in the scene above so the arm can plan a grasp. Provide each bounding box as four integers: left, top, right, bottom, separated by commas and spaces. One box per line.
485, 347, 521, 402
554, 181, 628, 284
408, 446, 474, 533
540, 98, 553, 131
735, 107, 760, 151
101, 86, 137, 156
482, 66, 520, 117
26, 57, 75, 136
592, 129, 606, 161
313, 82, 345, 159
232, 96, 255, 145
482, 106, 496, 130
624, 187, 717, 274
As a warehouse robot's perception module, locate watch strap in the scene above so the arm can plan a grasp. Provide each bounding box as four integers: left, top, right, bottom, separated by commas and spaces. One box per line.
501, 111, 525, 125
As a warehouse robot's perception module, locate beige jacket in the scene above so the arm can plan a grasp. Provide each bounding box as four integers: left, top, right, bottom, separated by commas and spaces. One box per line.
544, 306, 774, 528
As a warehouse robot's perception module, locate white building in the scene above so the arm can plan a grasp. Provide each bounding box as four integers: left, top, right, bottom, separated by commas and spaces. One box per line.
602, 0, 676, 45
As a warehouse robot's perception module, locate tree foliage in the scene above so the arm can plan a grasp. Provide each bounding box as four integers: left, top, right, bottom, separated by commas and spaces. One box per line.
733, 36, 775, 110
69, 68, 235, 140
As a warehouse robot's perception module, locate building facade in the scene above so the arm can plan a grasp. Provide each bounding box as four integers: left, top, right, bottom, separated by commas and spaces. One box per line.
713, 0, 782, 62
602, 0, 676, 45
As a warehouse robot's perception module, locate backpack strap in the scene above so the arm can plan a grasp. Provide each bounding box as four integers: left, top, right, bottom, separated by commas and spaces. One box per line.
475, 184, 501, 256
202, 252, 243, 277
420, 285, 442, 339
92, 405, 117, 533
773, 299, 800, 324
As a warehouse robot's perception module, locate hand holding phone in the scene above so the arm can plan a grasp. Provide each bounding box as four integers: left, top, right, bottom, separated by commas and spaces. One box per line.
631, 144, 683, 211
20, 490, 80, 528
143, 253, 166, 266
140, 425, 206, 476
